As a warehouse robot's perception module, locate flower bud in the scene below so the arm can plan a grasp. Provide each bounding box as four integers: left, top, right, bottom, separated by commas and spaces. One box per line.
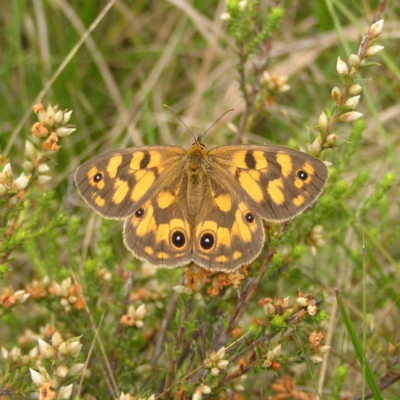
318, 112, 329, 131
345, 95, 360, 109
326, 134, 338, 146
339, 111, 363, 123
336, 57, 349, 75
30, 368, 47, 387
38, 338, 56, 359
348, 54, 361, 68
331, 87, 341, 102
370, 19, 384, 39
365, 45, 384, 57
57, 384, 73, 400
349, 84, 362, 95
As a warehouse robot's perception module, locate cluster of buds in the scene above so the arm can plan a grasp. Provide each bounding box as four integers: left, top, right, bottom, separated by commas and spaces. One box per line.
311, 19, 384, 156
48, 277, 85, 312
1, 345, 38, 366
173, 265, 210, 299
0, 287, 30, 309
119, 393, 155, 400
192, 383, 212, 400
204, 346, 229, 376
30, 332, 84, 400
25, 277, 50, 300
259, 296, 292, 318
307, 225, 326, 256
31, 101, 75, 151
23, 140, 51, 185
0, 162, 30, 199
260, 71, 291, 105
308, 331, 330, 364
220, 0, 248, 20
296, 291, 319, 316
262, 344, 281, 370
120, 303, 146, 328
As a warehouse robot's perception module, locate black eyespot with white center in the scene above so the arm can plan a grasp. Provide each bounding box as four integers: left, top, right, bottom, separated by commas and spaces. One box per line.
93, 172, 103, 183
171, 230, 186, 248
200, 232, 215, 250
134, 208, 144, 218
297, 170, 308, 181
245, 212, 254, 223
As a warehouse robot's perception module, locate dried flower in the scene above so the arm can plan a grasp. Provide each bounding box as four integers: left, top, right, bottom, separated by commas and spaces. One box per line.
309, 331, 330, 364
120, 304, 147, 328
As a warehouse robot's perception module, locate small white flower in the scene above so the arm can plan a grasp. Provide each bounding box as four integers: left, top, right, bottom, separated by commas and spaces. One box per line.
57, 383, 73, 400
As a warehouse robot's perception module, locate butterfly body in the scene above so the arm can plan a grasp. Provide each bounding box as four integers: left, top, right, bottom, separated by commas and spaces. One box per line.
75, 137, 328, 272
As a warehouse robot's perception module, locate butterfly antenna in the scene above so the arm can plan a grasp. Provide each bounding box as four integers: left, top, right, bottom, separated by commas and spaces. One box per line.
163, 104, 196, 141
201, 108, 235, 138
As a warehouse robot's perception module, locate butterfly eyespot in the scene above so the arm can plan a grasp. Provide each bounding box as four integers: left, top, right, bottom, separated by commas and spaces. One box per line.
200, 232, 215, 251
245, 212, 255, 223
171, 230, 186, 248
297, 170, 308, 180
93, 172, 103, 183
134, 208, 144, 218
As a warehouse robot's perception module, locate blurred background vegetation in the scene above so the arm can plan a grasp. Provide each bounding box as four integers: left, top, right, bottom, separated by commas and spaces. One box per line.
0, 0, 399, 399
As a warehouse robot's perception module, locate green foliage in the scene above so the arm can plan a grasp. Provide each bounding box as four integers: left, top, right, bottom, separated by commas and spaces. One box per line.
1, 1, 399, 399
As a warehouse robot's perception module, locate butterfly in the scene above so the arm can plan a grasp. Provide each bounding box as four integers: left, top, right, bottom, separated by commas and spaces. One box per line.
75, 134, 328, 272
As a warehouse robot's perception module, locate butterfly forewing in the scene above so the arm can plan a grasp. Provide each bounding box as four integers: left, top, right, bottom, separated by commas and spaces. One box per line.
74, 146, 186, 219
209, 145, 328, 223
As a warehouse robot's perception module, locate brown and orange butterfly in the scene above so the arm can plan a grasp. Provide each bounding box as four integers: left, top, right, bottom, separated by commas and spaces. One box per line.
75, 134, 328, 272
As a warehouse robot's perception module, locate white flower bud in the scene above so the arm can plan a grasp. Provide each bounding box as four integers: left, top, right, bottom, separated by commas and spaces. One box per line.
38, 338, 56, 359
38, 163, 50, 173
336, 57, 349, 75
57, 384, 73, 400
339, 111, 363, 123
29, 368, 47, 387
12, 175, 30, 191
309, 354, 323, 364
370, 19, 384, 39
55, 127, 76, 137
345, 95, 360, 109
67, 363, 85, 377
365, 45, 384, 57
349, 84, 362, 95
318, 112, 329, 131
56, 364, 69, 378
348, 54, 361, 68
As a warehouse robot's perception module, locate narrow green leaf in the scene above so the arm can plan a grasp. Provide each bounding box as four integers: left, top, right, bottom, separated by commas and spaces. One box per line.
336, 289, 383, 399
